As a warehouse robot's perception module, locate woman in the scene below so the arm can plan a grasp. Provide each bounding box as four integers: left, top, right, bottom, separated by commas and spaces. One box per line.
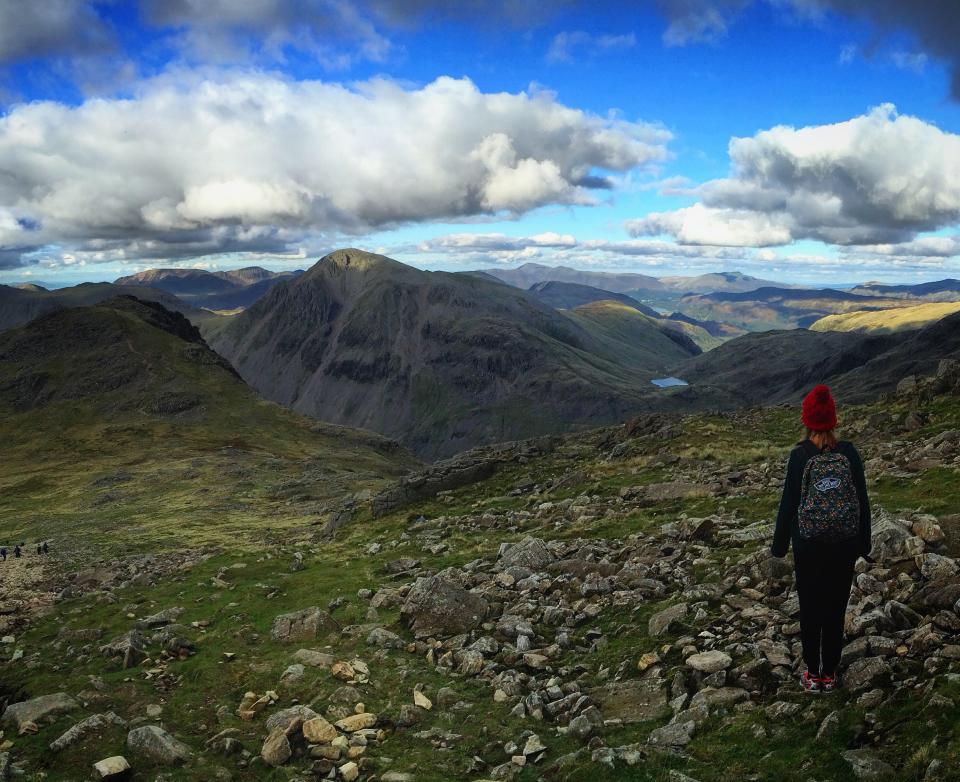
771, 384, 871, 693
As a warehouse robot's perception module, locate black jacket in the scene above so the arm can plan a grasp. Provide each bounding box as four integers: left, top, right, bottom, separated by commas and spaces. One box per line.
771, 440, 871, 558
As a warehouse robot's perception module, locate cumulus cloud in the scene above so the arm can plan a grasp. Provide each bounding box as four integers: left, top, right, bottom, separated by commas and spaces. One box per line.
627, 104, 960, 247
0, 73, 669, 268
546, 31, 636, 64
0, 0, 113, 63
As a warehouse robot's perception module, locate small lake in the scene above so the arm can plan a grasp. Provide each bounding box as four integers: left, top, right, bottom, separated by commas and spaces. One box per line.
651, 377, 689, 388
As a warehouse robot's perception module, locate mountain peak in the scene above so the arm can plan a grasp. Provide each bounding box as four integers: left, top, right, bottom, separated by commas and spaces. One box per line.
319, 248, 403, 272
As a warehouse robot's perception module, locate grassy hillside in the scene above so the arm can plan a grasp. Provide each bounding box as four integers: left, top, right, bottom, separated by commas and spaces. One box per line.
564, 300, 705, 367
811, 301, 960, 334
0, 297, 416, 553
677, 287, 915, 331
2, 360, 958, 782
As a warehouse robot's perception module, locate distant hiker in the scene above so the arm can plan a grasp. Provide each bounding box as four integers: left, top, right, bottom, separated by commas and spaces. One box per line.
37, 543, 42, 556
0, 546, 6, 561
14, 544, 21, 558
771, 384, 871, 694
42, 541, 49, 555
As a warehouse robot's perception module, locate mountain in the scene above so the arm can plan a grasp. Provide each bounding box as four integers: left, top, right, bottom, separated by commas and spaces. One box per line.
0, 281, 216, 333
479, 262, 665, 293
526, 280, 661, 316
810, 300, 960, 334
478, 264, 796, 296
525, 281, 723, 351
667, 311, 748, 339
851, 278, 960, 301
658, 270, 795, 294
673, 309, 960, 406
0, 296, 415, 546
676, 286, 913, 331
114, 266, 302, 310
208, 249, 702, 459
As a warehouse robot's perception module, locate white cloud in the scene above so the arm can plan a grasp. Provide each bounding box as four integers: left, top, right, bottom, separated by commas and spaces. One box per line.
546, 31, 636, 64
0, 72, 670, 269
626, 104, 960, 248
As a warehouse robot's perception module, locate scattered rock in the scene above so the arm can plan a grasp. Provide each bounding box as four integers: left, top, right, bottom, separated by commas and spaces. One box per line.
2, 692, 78, 730
401, 575, 489, 639
92, 755, 130, 780
126, 725, 192, 765
270, 607, 339, 642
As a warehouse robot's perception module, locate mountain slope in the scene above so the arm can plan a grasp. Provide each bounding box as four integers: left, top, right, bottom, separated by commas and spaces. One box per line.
526, 280, 661, 316
0, 281, 217, 333
811, 300, 960, 334
0, 296, 415, 546
677, 286, 914, 331
673, 310, 960, 406
209, 249, 701, 458
114, 266, 302, 310
851, 278, 960, 301
659, 271, 795, 294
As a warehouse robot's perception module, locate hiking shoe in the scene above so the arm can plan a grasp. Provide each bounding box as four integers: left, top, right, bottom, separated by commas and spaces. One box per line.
801, 670, 821, 693
819, 673, 840, 692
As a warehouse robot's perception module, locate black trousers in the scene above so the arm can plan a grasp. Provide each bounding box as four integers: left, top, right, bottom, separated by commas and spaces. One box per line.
793, 544, 856, 675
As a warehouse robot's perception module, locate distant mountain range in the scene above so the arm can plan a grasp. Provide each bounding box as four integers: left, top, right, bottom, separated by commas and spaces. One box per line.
114, 266, 302, 310
207, 249, 703, 458
851, 278, 960, 301
676, 286, 922, 331
480, 263, 792, 295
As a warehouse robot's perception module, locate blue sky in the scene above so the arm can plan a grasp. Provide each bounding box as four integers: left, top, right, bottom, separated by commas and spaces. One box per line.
2, 0, 960, 287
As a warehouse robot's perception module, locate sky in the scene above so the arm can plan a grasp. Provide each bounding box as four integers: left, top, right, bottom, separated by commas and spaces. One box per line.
2, 1, 960, 287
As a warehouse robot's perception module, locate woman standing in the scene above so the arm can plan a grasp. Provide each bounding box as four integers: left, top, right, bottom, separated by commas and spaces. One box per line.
771, 385, 872, 692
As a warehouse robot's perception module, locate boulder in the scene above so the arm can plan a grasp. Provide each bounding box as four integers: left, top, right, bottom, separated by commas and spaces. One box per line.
685, 650, 731, 674
293, 649, 335, 668
270, 607, 339, 642
916, 553, 959, 581
499, 537, 554, 571
649, 603, 688, 637
261, 727, 292, 767
302, 717, 337, 744
2, 692, 78, 730
842, 749, 895, 780
367, 627, 405, 649
845, 657, 891, 691
265, 705, 319, 732
401, 575, 488, 639
92, 756, 130, 780
135, 607, 184, 630
100, 631, 147, 669
126, 725, 192, 765
50, 712, 126, 751
648, 720, 695, 747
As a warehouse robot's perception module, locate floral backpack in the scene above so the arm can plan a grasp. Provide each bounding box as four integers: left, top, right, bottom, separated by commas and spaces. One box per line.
797, 442, 860, 543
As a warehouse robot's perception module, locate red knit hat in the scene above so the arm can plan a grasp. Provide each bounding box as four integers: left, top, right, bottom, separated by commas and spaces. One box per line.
801, 384, 837, 431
